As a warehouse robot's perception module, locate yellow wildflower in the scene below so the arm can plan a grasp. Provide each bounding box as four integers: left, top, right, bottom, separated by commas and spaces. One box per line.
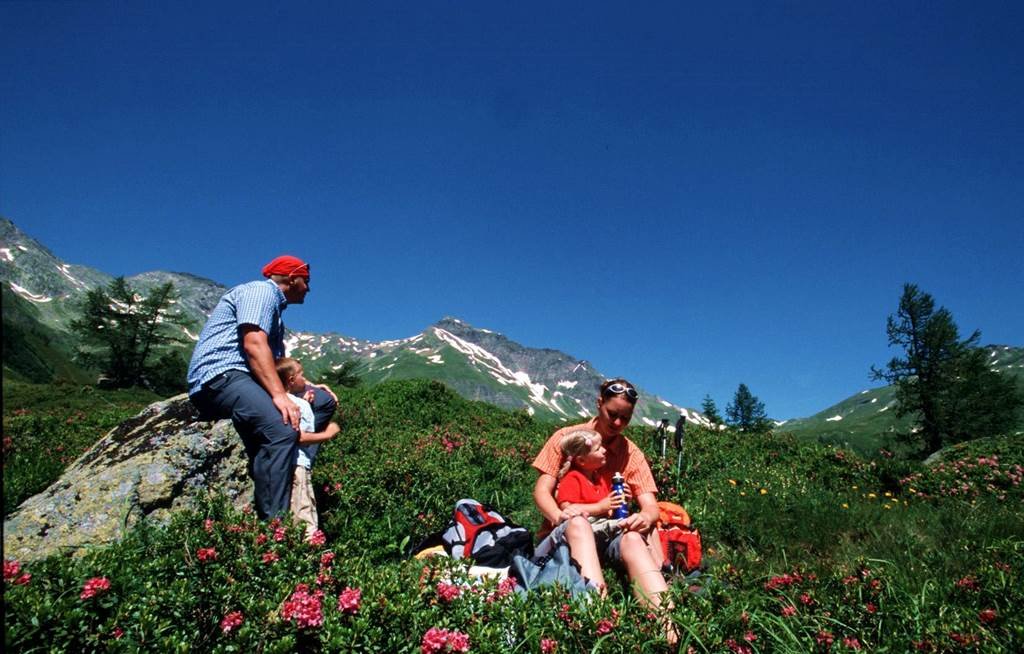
760, 488, 768, 495
841, 503, 849, 509
729, 479, 737, 486
884, 491, 892, 498
740, 491, 746, 496
868, 493, 876, 499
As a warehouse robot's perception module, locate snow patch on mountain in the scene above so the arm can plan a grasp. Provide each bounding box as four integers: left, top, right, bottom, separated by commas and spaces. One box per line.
826, 415, 843, 422
557, 380, 578, 389
10, 282, 52, 303
1, 248, 13, 261
433, 327, 568, 416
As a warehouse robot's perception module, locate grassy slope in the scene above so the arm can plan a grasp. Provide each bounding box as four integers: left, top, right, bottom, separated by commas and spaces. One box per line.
3, 379, 1023, 652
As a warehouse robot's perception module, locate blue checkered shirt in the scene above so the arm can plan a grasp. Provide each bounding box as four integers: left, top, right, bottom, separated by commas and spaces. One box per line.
187, 279, 288, 395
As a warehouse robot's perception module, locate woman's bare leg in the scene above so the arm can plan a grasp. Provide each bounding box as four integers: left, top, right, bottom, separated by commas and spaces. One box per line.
620, 531, 676, 645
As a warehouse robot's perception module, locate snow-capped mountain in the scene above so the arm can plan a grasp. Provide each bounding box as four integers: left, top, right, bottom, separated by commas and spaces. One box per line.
1, 218, 701, 425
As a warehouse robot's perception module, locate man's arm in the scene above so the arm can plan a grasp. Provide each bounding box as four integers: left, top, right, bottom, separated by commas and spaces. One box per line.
241, 325, 300, 429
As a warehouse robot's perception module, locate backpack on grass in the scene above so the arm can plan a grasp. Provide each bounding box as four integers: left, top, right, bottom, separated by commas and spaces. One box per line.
657, 501, 703, 574
439, 499, 533, 568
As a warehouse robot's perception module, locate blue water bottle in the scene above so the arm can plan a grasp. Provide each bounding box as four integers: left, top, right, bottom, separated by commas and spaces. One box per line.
612, 472, 629, 519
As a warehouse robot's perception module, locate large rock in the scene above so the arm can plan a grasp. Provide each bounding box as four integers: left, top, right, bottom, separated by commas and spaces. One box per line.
3, 395, 252, 562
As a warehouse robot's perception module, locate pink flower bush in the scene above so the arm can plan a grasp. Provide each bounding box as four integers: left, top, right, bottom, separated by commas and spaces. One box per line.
262, 551, 279, 564
220, 610, 244, 634
196, 547, 218, 562
436, 581, 462, 603
309, 530, 326, 546
80, 576, 111, 600
595, 618, 614, 635
540, 638, 558, 653
4, 559, 22, 582
421, 626, 471, 653
273, 527, 287, 542
281, 584, 324, 629
4, 559, 30, 585
320, 551, 336, 567
979, 608, 997, 624
780, 605, 797, 617
337, 587, 361, 614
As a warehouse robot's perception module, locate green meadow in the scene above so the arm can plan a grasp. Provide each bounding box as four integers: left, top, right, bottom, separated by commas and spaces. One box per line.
4, 379, 1023, 652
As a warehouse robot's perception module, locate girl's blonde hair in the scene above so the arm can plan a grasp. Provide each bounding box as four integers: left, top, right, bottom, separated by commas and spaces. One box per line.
557, 429, 601, 480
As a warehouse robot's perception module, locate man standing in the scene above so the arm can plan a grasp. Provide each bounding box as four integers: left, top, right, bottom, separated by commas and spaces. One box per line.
187, 255, 336, 519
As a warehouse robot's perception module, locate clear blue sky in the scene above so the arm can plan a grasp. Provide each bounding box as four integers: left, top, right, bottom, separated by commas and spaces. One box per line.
3, 2, 1022, 419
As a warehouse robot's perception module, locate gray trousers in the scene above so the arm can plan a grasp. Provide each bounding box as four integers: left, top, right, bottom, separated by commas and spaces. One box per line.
190, 370, 337, 519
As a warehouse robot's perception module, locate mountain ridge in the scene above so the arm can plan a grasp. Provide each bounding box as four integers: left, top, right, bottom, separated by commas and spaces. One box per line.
1, 218, 703, 426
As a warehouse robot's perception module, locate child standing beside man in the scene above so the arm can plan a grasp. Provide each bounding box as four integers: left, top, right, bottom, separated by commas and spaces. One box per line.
275, 357, 340, 540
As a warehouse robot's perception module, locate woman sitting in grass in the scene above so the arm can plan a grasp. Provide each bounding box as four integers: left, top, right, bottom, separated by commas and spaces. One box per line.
531, 379, 674, 640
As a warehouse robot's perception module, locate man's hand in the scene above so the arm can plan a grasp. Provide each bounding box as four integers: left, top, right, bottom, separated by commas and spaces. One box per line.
272, 393, 301, 430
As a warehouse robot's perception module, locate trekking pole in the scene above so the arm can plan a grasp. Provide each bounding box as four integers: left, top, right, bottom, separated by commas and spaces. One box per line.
658, 418, 669, 459
674, 413, 686, 481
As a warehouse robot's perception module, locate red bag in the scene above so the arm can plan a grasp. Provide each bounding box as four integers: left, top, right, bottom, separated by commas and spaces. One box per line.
657, 501, 702, 574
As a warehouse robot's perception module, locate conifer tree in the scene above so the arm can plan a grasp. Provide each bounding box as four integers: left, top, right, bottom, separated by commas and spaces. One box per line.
701, 394, 723, 424
871, 283, 1021, 454
725, 383, 769, 431
71, 277, 192, 390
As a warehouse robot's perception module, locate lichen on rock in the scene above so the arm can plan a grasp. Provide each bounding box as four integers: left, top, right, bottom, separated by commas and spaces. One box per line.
3, 394, 253, 562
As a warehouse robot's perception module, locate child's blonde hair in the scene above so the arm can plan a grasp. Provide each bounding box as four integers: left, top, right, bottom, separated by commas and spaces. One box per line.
275, 357, 301, 386
557, 429, 601, 480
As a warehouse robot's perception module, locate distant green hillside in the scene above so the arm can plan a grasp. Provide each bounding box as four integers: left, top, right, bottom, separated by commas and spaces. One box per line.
1, 286, 90, 384
778, 345, 1024, 455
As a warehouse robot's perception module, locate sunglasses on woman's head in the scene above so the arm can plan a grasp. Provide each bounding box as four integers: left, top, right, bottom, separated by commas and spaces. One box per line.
602, 382, 638, 401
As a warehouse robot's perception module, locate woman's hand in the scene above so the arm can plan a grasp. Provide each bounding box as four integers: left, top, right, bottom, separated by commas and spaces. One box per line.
620, 511, 652, 533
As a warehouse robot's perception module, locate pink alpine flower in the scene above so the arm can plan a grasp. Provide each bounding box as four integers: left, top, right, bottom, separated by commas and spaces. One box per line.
220, 610, 244, 634
596, 618, 614, 635
780, 605, 797, 617
421, 627, 450, 653
337, 587, 361, 614
320, 551, 336, 567
196, 547, 218, 562
80, 576, 112, 600
262, 551, 279, 564
540, 638, 558, 653
979, 608, 997, 624
815, 630, 834, 648
255, 533, 268, 546
308, 530, 326, 546
273, 527, 287, 542
4, 559, 25, 584
436, 581, 462, 603
281, 585, 324, 629
203, 518, 215, 532
842, 637, 862, 650
447, 630, 471, 652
